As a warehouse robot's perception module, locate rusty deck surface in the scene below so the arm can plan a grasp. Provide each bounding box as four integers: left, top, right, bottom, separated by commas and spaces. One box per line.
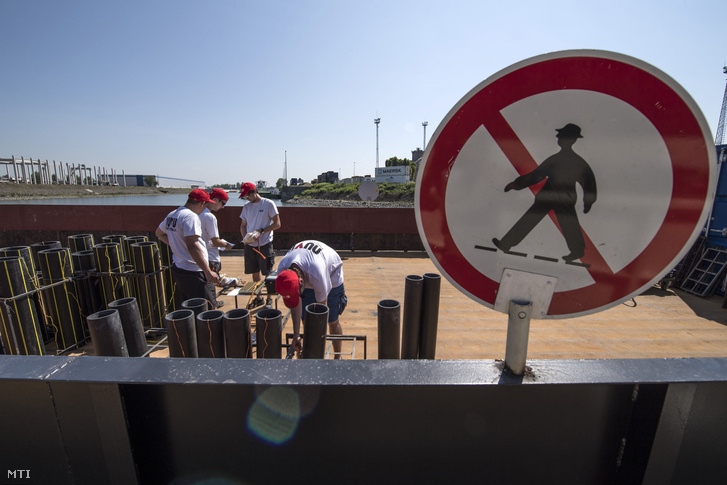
207, 250, 727, 361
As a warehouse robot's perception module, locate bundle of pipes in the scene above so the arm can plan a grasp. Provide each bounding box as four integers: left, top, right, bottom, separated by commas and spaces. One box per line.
93, 242, 131, 308
37, 247, 85, 352
0, 255, 45, 355
158, 242, 179, 312
165, 300, 254, 359
400, 273, 441, 360
129, 241, 165, 329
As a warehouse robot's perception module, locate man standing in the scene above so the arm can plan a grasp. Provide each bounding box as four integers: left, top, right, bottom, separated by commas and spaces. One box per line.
156, 188, 220, 309
275, 240, 346, 359
200, 188, 236, 306
239, 182, 281, 306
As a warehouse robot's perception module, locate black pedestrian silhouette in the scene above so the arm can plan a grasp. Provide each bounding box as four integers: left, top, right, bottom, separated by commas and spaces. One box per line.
492, 123, 597, 262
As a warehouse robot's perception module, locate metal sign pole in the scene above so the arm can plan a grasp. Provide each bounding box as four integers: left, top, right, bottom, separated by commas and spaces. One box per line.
505, 300, 532, 375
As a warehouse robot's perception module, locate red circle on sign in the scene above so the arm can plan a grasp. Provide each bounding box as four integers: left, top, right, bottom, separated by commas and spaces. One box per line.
416, 51, 715, 318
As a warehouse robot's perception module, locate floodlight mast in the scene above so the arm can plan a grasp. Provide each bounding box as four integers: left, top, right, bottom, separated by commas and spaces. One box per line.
374, 118, 381, 168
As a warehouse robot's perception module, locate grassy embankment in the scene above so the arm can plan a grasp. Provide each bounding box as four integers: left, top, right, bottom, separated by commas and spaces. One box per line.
295, 182, 415, 202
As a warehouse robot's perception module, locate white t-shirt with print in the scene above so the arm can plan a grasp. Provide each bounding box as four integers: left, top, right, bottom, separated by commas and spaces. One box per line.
158, 206, 207, 272
277, 240, 344, 302
239, 198, 279, 246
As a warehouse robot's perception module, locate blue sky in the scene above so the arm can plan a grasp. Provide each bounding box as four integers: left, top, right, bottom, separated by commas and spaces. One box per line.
1, 0, 725, 187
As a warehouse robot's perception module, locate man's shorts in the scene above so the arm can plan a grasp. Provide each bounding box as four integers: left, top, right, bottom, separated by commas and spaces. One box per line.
243, 242, 274, 275
301, 283, 346, 323
171, 264, 217, 308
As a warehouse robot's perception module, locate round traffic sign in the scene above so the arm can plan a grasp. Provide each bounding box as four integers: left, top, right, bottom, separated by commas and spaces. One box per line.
415, 50, 716, 318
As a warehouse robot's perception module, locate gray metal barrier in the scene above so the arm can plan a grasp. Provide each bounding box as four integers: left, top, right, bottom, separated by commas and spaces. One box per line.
1, 356, 726, 484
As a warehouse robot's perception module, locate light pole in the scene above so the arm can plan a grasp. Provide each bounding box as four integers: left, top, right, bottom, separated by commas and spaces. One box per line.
374, 118, 381, 168
422, 121, 428, 149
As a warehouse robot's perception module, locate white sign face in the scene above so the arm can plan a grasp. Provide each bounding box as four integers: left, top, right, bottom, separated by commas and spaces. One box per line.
358, 180, 379, 202
415, 50, 716, 318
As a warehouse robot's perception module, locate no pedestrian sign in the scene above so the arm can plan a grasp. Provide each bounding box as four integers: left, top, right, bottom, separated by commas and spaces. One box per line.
415, 50, 716, 318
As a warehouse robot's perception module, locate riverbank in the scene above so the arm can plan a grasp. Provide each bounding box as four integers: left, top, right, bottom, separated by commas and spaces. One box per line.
285, 198, 414, 208
0, 182, 416, 206
0, 183, 191, 200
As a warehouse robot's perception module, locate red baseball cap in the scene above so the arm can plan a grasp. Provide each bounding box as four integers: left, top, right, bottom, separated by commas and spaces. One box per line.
209, 188, 229, 202
239, 182, 256, 198
188, 188, 211, 203
276, 270, 300, 309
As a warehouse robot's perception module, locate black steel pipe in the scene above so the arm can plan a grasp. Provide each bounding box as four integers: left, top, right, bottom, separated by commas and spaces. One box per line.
0, 256, 44, 355
67, 234, 95, 253
123, 236, 148, 263
181, 298, 208, 318
30, 241, 61, 280
71, 249, 103, 318
125, 236, 149, 307
378, 299, 401, 360
196, 309, 225, 358
303, 303, 328, 359
158, 242, 178, 312
93, 242, 130, 308
165, 309, 198, 358
37, 247, 85, 350
86, 309, 129, 357
130, 241, 165, 328
223, 308, 252, 358
108, 297, 147, 357
102, 235, 128, 264
0, 246, 47, 342
256, 308, 283, 359
0, 246, 38, 285
401, 274, 424, 359
419, 273, 441, 360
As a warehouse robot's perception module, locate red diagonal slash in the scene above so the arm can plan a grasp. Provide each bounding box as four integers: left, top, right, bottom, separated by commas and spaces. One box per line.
483, 112, 614, 282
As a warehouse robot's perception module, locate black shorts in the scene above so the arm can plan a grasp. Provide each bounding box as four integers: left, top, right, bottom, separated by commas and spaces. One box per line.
171, 264, 217, 308
244, 242, 275, 275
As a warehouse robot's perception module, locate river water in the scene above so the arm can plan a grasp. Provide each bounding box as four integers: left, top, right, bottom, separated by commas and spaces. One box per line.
0, 194, 285, 207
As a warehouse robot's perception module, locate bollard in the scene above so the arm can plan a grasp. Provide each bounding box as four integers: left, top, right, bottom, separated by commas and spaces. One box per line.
108, 297, 147, 357
224, 308, 252, 358
256, 308, 283, 359
87, 309, 129, 357
165, 309, 198, 358
378, 299, 401, 359
303, 303, 328, 359
401, 274, 424, 359
196, 309, 225, 358
419, 273, 441, 360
